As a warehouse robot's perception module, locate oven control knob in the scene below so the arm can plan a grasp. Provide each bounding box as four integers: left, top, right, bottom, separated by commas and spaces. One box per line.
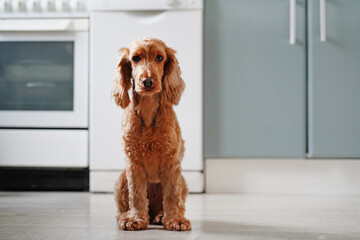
55, 0, 69, 11
1, 0, 12, 12
164, 0, 175, 6
27, 0, 41, 12
41, 0, 55, 11
69, 0, 79, 11
12, 0, 26, 12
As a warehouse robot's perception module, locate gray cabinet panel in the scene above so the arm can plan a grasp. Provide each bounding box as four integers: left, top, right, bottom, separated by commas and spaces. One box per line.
308, 0, 360, 158
204, 0, 306, 158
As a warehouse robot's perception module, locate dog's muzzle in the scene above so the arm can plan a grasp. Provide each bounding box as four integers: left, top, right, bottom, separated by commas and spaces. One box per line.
142, 77, 154, 88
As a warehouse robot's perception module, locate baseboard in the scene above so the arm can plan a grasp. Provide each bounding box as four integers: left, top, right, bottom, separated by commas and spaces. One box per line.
90, 170, 204, 193
206, 159, 360, 195
0, 167, 89, 191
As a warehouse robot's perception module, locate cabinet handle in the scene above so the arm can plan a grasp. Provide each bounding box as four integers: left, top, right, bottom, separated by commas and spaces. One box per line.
320, 0, 326, 42
290, 0, 296, 44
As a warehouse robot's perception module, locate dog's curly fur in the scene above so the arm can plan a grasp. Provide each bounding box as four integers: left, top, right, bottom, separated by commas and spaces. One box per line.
112, 38, 191, 231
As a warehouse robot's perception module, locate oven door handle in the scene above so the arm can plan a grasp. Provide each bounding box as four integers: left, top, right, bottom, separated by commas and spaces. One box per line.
0, 19, 89, 32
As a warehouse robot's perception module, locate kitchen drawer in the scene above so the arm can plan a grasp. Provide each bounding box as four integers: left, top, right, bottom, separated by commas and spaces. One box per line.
0, 129, 88, 167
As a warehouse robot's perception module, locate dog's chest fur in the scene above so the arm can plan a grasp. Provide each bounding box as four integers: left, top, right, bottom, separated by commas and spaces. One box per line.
124, 98, 178, 183
131, 128, 174, 183
143, 144, 161, 183
135, 95, 160, 128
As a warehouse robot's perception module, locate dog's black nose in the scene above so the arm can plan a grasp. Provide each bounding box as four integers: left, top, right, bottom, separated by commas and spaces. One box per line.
142, 77, 154, 88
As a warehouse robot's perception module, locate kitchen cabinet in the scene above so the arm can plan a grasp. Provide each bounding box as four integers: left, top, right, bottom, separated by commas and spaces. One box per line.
205, 0, 360, 159
204, 0, 307, 158
308, 0, 360, 158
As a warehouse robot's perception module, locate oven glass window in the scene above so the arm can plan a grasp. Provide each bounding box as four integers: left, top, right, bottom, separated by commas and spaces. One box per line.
0, 42, 74, 111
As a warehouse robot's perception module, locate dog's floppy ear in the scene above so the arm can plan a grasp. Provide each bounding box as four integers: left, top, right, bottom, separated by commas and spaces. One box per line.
163, 47, 185, 105
112, 48, 132, 109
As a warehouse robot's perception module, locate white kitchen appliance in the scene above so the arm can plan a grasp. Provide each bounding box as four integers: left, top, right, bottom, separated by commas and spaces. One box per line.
0, 0, 89, 172
89, 0, 203, 192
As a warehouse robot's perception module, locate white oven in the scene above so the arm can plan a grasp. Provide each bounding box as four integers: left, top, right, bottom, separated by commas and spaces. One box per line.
0, 18, 89, 128
0, 1, 90, 177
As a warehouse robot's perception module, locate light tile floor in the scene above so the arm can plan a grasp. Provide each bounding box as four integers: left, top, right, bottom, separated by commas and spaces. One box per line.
0, 192, 359, 240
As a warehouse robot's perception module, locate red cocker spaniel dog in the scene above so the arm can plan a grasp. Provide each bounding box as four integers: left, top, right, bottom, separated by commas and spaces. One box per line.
112, 38, 191, 231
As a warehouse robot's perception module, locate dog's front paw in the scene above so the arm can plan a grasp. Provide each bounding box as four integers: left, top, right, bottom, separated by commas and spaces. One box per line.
163, 218, 191, 231
119, 217, 148, 231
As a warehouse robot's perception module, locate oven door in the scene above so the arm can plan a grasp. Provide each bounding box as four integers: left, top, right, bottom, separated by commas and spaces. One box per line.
0, 19, 89, 128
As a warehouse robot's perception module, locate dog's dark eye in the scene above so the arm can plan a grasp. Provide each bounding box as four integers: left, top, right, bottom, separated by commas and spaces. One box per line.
155, 55, 163, 62
132, 56, 141, 63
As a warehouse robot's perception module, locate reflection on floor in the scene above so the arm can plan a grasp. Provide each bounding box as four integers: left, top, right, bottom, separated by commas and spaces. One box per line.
0, 192, 359, 240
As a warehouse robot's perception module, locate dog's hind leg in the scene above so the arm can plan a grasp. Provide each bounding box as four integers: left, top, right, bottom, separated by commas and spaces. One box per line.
180, 174, 189, 203
114, 171, 129, 225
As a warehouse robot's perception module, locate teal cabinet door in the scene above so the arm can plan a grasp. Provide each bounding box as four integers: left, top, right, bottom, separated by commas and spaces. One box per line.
204, 0, 306, 158
308, 0, 360, 158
